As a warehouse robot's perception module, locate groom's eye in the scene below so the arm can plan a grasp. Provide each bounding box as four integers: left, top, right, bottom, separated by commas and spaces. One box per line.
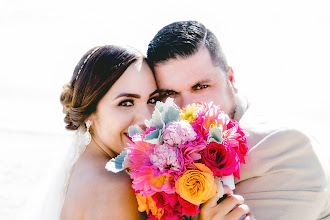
193, 84, 209, 91
160, 90, 177, 101
164, 90, 177, 96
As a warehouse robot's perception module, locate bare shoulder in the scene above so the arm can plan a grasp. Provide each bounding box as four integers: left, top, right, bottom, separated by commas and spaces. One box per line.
62, 168, 145, 220
86, 170, 145, 220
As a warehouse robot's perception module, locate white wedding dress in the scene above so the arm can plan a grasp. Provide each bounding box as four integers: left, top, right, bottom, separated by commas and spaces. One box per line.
18, 127, 87, 220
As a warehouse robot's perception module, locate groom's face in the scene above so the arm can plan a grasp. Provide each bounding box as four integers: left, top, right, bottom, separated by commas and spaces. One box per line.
153, 47, 238, 118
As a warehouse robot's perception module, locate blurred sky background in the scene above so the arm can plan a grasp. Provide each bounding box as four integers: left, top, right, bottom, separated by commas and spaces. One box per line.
1, 0, 330, 219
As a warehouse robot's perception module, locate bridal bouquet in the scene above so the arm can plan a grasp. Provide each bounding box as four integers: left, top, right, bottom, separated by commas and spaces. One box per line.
106, 98, 248, 219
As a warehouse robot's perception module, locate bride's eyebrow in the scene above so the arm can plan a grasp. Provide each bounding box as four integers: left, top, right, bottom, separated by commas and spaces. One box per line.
114, 93, 141, 100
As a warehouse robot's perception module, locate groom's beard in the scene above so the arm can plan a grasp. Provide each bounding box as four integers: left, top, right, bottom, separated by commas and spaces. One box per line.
229, 107, 236, 120
226, 81, 237, 120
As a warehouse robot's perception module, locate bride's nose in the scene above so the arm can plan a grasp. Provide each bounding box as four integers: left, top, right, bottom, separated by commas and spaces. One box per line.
134, 105, 151, 131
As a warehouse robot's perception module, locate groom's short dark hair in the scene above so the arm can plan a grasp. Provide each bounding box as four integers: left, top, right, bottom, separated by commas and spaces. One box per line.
147, 20, 229, 73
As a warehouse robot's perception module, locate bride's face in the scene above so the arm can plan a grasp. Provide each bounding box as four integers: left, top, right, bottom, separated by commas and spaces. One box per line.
90, 59, 159, 156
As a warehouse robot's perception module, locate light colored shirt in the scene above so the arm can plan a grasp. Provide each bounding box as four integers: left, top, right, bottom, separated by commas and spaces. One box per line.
234, 95, 330, 219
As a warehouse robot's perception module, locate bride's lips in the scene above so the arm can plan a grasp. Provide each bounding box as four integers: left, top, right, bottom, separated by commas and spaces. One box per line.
124, 133, 132, 142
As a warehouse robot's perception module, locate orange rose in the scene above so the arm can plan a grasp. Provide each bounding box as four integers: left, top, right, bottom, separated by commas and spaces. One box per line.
175, 163, 217, 205
135, 193, 164, 219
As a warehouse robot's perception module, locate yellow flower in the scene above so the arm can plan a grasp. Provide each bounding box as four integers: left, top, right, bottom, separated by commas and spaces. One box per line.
180, 103, 201, 123
175, 163, 217, 205
135, 193, 164, 219
153, 175, 169, 188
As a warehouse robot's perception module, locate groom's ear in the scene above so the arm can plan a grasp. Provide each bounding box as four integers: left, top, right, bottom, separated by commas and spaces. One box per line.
227, 66, 238, 94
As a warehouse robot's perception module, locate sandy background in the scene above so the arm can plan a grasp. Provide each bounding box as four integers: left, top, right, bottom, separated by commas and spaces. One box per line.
1, 0, 330, 219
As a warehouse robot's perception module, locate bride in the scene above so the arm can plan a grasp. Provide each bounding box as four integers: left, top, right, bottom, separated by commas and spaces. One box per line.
58, 45, 159, 219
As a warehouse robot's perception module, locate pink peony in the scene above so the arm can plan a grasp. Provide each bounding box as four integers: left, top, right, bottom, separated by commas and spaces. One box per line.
200, 142, 240, 178
149, 144, 184, 177
162, 121, 197, 146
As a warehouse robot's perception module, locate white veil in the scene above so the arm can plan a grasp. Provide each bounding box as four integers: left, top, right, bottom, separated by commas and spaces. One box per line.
18, 127, 87, 220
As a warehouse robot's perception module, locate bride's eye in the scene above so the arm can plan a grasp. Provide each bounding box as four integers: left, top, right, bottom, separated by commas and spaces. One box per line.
119, 100, 134, 107
148, 96, 160, 104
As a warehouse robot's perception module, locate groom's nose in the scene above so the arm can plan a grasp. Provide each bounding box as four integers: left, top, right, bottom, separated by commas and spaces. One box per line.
180, 93, 201, 108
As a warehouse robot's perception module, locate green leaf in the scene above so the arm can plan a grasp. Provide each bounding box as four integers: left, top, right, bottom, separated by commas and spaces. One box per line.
163, 105, 180, 124
208, 127, 223, 144
145, 108, 164, 129
144, 129, 162, 145
128, 125, 143, 137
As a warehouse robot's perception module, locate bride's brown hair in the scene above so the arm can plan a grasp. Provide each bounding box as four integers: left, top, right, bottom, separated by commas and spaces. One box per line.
60, 45, 142, 130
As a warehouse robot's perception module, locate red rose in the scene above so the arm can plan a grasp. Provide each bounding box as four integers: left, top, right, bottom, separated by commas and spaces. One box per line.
178, 195, 200, 216
151, 192, 199, 219
152, 192, 178, 209
200, 142, 240, 177
152, 192, 182, 219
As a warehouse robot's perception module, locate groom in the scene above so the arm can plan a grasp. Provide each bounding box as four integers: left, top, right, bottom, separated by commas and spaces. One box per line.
147, 21, 330, 219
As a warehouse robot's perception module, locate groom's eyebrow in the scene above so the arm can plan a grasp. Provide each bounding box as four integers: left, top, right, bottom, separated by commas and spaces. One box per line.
159, 88, 176, 92
160, 89, 178, 95
115, 93, 141, 99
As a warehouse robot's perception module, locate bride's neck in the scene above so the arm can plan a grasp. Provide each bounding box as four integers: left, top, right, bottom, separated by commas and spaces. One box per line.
85, 138, 116, 160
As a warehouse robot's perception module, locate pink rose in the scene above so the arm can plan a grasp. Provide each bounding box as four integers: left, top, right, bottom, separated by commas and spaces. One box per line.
225, 119, 249, 164
200, 142, 240, 177
180, 135, 207, 166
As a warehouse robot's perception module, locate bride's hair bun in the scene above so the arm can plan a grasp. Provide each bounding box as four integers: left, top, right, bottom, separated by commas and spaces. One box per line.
60, 83, 77, 130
